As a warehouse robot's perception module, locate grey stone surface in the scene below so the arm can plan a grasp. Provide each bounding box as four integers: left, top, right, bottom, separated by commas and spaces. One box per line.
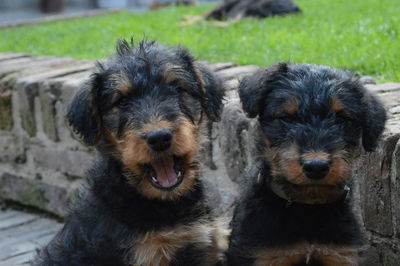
215, 97, 255, 183
355, 134, 399, 236
392, 140, 400, 238
30, 146, 93, 178
0, 207, 62, 265
38, 83, 59, 141
0, 172, 81, 218
0, 88, 13, 131
0, 133, 26, 164
208, 62, 237, 72
360, 76, 376, 85
0, 53, 30, 61
217, 65, 259, 81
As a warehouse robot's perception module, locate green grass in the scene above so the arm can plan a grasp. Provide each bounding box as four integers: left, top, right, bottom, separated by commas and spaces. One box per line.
1, 0, 399, 81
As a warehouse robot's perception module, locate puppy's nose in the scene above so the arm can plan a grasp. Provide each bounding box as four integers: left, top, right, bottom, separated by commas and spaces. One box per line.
303, 161, 329, 180
146, 130, 172, 151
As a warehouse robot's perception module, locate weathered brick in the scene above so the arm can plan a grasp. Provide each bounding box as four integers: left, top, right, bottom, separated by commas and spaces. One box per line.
58, 78, 86, 104
0, 172, 81, 218
209, 62, 236, 71
16, 62, 94, 86
0, 53, 30, 62
17, 82, 39, 136
360, 76, 376, 85
30, 146, 93, 178
361, 244, 381, 266
38, 83, 59, 141
0, 57, 43, 74
392, 140, 400, 238
366, 83, 400, 93
217, 65, 259, 81
0, 90, 13, 130
355, 133, 400, 236
223, 78, 239, 91
382, 248, 400, 266
0, 57, 78, 89
214, 92, 258, 183
15, 62, 94, 137
0, 134, 26, 163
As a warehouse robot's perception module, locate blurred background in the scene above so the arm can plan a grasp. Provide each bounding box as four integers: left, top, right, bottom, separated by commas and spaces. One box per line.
0, 0, 217, 26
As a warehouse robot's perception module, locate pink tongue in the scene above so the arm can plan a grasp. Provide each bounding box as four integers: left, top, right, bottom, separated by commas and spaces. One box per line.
151, 156, 178, 188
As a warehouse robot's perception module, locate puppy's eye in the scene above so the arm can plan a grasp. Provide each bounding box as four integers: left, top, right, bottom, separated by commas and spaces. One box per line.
116, 97, 132, 109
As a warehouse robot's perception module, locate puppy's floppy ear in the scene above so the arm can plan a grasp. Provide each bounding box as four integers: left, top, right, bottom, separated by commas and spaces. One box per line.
176, 47, 224, 122
192, 62, 225, 122
66, 74, 102, 146
239, 62, 288, 118
360, 87, 387, 152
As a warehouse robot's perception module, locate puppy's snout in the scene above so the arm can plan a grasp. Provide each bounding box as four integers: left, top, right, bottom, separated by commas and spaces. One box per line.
146, 130, 172, 151
303, 160, 330, 180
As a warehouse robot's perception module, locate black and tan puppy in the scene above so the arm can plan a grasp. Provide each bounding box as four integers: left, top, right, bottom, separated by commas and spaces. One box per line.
227, 63, 386, 266
32, 39, 227, 266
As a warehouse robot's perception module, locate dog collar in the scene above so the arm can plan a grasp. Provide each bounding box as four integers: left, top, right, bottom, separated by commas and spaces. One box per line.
269, 179, 350, 206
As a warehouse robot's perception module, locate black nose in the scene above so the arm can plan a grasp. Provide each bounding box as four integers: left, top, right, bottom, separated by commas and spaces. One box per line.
146, 130, 172, 151
303, 161, 330, 180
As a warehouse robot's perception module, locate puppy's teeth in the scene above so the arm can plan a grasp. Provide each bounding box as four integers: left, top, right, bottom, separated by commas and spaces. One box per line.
177, 171, 182, 178
151, 176, 158, 183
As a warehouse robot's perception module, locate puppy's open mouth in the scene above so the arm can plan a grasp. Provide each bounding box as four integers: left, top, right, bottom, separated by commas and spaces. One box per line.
144, 155, 184, 190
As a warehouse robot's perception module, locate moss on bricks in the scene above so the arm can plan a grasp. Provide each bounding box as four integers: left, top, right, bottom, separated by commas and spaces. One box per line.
20, 111, 36, 136
0, 173, 49, 208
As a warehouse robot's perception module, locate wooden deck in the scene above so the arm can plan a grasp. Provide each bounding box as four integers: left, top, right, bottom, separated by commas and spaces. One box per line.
0, 208, 62, 266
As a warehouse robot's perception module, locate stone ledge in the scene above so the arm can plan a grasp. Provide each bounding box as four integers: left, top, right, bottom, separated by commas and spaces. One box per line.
0, 171, 82, 218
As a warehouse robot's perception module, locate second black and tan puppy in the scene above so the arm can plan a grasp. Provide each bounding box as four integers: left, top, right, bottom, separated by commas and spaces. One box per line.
32, 39, 227, 266
227, 63, 386, 266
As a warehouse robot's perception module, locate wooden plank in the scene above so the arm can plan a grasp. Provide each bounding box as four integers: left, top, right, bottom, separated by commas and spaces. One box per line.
1, 250, 35, 265
0, 209, 20, 220
0, 214, 37, 231
0, 219, 60, 248
0, 207, 62, 265
0, 231, 59, 263
0, 241, 37, 260
32, 230, 60, 246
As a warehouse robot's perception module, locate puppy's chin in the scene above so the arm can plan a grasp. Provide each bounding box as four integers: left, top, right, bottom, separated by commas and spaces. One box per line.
270, 178, 349, 205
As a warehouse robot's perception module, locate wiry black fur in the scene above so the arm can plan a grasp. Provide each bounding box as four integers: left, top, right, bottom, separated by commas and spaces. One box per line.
34, 156, 209, 266
227, 163, 362, 266
227, 63, 387, 265
32, 39, 224, 266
